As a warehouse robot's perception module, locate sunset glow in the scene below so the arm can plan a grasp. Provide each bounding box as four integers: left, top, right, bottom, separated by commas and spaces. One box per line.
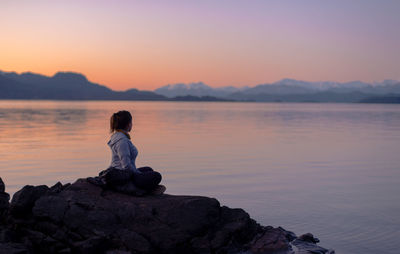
1, 0, 400, 90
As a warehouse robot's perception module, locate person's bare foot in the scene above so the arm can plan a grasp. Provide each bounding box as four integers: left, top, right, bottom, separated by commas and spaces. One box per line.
150, 185, 166, 195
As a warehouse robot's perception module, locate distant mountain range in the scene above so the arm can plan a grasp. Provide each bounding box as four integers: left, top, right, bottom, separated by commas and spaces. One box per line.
0, 70, 165, 100
154, 82, 249, 98
1, 70, 400, 103
155, 79, 400, 103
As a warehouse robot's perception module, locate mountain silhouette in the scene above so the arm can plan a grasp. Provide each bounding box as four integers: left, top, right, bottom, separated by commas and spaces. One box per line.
0, 71, 165, 100
155, 79, 400, 103
154, 82, 246, 98
1, 70, 400, 102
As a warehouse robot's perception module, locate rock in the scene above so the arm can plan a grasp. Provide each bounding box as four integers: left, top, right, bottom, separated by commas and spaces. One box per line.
49, 182, 64, 193
292, 239, 335, 254
1, 178, 333, 253
72, 236, 111, 254
0, 178, 5, 193
298, 233, 319, 243
114, 229, 151, 253
0, 192, 10, 220
33, 195, 69, 223
10, 185, 49, 217
250, 227, 292, 253
0, 177, 10, 221
0, 242, 29, 254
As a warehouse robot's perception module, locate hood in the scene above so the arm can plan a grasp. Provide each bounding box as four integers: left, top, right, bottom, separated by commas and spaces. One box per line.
107, 132, 128, 147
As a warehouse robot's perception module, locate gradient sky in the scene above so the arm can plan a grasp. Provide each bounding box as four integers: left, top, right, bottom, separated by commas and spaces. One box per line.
1, 0, 400, 90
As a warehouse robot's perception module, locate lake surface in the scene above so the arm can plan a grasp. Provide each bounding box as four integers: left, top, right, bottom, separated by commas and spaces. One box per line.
1, 100, 399, 253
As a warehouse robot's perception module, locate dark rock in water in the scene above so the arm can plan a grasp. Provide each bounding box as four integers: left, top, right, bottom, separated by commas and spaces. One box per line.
291, 233, 334, 254
0, 177, 334, 254
298, 233, 319, 243
292, 239, 334, 254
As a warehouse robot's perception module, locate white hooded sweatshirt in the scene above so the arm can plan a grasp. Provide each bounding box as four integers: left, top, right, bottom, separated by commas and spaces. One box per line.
107, 131, 140, 174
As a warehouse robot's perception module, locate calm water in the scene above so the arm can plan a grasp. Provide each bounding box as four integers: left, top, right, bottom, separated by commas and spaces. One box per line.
1, 100, 400, 253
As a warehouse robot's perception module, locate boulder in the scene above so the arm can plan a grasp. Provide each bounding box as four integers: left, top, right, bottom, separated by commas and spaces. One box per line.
0, 178, 5, 193
298, 233, 319, 243
10, 185, 49, 217
0, 178, 10, 221
0, 177, 334, 254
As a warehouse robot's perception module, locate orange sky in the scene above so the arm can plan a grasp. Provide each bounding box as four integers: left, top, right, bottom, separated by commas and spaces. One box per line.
1, 1, 400, 91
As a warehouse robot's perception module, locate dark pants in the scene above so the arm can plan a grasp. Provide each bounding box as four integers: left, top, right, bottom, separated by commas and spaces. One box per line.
133, 167, 162, 191
100, 166, 161, 191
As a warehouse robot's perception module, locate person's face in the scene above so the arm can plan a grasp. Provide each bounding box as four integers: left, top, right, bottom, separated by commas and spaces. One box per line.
126, 121, 133, 132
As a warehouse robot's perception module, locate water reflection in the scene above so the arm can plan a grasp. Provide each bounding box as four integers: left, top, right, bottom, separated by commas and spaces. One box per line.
0, 101, 400, 254
0, 108, 88, 125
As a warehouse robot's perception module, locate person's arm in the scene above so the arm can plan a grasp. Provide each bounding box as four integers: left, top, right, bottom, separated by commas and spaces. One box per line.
115, 140, 140, 174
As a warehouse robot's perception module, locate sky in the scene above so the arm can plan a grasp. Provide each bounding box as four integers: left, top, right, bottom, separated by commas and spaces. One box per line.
1, 0, 400, 91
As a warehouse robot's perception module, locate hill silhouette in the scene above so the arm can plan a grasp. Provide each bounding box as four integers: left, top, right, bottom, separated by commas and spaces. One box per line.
0, 71, 165, 100
155, 79, 400, 103
1, 70, 400, 103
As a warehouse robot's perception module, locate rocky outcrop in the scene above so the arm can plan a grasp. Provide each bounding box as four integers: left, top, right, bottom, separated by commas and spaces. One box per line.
0, 178, 10, 221
0, 177, 334, 254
